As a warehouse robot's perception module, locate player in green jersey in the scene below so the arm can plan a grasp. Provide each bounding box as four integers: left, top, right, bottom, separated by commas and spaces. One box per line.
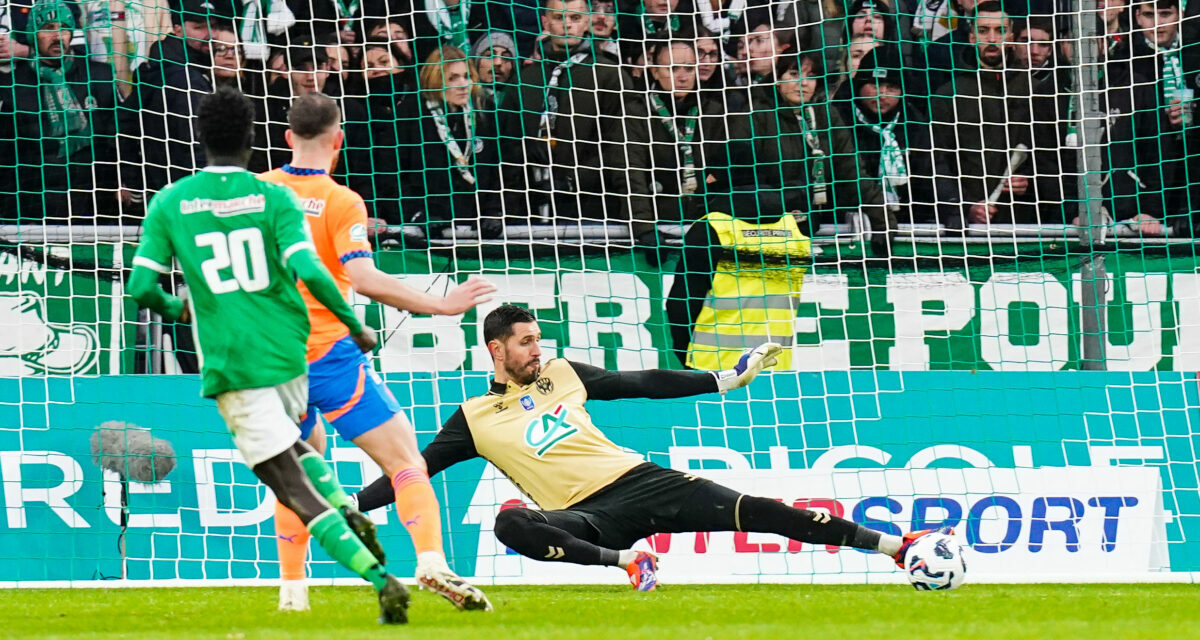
126, 87, 409, 624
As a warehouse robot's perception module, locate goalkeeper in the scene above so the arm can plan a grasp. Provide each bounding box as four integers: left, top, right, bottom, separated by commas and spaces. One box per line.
353, 305, 941, 591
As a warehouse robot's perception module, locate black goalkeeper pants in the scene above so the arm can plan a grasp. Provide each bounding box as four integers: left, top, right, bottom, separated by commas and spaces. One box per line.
493, 463, 876, 565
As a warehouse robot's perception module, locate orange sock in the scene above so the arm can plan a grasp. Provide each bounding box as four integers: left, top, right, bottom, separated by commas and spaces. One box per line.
274, 500, 310, 581
392, 467, 443, 554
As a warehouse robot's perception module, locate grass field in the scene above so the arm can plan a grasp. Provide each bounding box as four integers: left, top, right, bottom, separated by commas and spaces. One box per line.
2, 583, 1198, 640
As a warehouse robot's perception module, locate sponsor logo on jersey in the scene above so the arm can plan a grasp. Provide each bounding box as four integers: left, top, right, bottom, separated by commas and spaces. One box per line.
535, 377, 554, 394
493, 400, 508, 413
520, 395, 535, 411
301, 197, 326, 217
350, 223, 367, 242
180, 195, 267, 217
524, 404, 578, 456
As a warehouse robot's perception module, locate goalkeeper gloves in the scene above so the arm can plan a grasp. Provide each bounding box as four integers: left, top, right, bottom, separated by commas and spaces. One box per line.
712, 342, 783, 394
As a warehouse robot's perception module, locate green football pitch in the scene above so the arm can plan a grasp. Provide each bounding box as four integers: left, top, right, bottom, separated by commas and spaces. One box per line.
1, 583, 1197, 639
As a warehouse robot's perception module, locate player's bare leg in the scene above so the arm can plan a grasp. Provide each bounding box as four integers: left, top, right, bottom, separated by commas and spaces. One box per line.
353, 413, 492, 611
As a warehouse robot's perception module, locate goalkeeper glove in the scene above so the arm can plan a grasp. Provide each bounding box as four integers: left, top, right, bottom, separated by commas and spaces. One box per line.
712, 342, 783, 394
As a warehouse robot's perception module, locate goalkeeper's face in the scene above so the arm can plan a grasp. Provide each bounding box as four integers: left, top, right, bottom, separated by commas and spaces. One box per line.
497, 321, 543, 386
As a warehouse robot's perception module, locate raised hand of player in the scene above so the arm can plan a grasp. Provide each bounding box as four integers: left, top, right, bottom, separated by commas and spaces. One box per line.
352, 326, 378, 353
715, 342, 783, 395
439, 276, 497, 315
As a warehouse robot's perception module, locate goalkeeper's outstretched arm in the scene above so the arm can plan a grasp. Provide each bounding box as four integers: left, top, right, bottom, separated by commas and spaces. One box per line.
567, 342, 783, 400
355, 407, 479, 512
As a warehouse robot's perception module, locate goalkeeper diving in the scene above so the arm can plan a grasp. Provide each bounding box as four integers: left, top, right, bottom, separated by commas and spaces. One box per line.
353, 304, 947, 590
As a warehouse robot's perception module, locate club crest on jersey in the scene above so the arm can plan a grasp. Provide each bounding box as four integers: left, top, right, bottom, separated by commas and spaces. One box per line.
520, 395, 535, 411
535, 377, 554, 394
524, 404, 578, 456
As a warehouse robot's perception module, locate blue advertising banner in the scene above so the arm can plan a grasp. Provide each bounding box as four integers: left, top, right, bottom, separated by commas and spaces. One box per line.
0, 372, 1196, 585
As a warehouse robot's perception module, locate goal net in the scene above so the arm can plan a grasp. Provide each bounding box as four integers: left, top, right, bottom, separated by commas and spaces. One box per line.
0, 0, 1198, 586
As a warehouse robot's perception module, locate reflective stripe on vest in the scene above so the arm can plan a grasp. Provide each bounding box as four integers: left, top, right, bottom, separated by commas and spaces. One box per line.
687, 212, 810, 371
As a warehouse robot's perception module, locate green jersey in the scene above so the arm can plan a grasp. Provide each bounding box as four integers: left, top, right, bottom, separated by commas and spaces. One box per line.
133, 167, 315, 397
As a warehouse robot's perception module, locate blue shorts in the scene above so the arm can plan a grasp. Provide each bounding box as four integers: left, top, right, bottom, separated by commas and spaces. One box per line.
299, 337, 401, 442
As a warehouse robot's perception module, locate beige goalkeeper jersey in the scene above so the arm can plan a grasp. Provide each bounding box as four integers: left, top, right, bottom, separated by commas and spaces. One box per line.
422, 358, 720, 510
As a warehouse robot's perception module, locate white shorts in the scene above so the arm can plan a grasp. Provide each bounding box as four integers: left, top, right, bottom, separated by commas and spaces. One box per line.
215, 375, 308, 468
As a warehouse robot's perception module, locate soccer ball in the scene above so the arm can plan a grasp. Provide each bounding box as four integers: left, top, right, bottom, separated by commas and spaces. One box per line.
904, 532, 967, 590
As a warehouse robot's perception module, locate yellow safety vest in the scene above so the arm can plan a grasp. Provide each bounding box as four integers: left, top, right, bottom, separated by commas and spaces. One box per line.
687, 212, 811, 371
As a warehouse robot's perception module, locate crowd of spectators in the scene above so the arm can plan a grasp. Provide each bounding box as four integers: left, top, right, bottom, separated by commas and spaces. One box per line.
0, 0, 1198, 247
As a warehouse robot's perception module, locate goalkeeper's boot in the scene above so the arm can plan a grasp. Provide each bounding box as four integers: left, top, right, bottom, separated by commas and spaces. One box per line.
340, 505, 386, 565
377, 573, 411, 625
278, 579, 309, 612
415, 553, 493, 611
625, 551, 659, 592
892, 526, 956, 568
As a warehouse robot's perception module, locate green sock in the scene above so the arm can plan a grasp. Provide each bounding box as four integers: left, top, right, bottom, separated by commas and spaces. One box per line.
298, 452, 352, 509
307, 509, 389, 591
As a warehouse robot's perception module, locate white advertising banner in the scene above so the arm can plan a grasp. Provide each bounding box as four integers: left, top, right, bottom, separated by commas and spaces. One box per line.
465, 464, 1168, 584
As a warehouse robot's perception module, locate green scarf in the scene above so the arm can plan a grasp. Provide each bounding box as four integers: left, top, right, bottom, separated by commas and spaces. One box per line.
427, 0, 472, 52
28, 1, 91, 162
640, 2, 680, 35
853, 103, 907, 205
37, 60, 92, 162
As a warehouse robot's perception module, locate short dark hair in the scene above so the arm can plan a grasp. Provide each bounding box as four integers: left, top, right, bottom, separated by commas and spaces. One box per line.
197, 86, 255, 157
483, 304, 537, 344
1133, 0, 1178, 10
972, 0, 1007, 18
288, 93, 341, 139
651, 39, 695, 66
541, 0, 589, 15
1020, 16, 1054, 38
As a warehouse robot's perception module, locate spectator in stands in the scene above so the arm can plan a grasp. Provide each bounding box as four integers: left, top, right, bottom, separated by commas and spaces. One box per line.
287, 0, 363, 46
1099, 0, 1132, 53
1013, 16, 1055, 72
694, 24, 746, 118
399, 46, 497, 234
400, 0, 510, 64
489, 0, 648, 225
1073, 35, 1174, 234
0, 0, 123, 221
740, 10, 794, 84
842, 46, 935, 226
257, 44, 331, 170
470, 30, 516, 109
720, 54, 869, 231
844, 33, 878, 75
133, 0, 210, 96
589, 0, 619, 58
920, 0, 981, 94
690, 0, 750, 43
136, 9, 217, 194
320, 33, 352, 96
210, 22, 264, 98
616, 0, 691, 66
362, 16, 416, 69
1014, 17, 1075, 225
353, 38, 418, 224
929, 2, 1063, 226
845, 0, 897, 44
1111, 0, 1192, 226
628, 39, 711, 229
